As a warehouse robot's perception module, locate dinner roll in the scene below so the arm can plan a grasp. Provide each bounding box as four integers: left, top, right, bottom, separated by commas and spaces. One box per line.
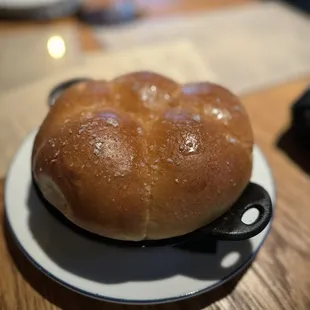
32, 71, 253, 241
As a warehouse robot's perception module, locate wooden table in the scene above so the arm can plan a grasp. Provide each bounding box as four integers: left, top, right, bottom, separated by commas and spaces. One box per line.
1, 0, 310, 309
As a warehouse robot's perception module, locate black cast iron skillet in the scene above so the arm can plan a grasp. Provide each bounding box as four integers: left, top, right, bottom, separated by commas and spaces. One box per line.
33, 180, 273, 248
42, 78, 273, 248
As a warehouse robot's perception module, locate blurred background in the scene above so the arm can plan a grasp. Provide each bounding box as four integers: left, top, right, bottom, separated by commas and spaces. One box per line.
0, 0, 309, 93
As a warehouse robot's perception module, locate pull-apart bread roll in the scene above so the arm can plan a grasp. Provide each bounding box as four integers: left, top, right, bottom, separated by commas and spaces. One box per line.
32, 72, 253, 241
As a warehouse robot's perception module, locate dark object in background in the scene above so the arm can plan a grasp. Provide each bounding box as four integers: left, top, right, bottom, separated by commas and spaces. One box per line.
291, 85, 310, 147
277, 85, 310, 174
0, 0, 82, 21
77, 0, 140, 25
281, 0, 310, 14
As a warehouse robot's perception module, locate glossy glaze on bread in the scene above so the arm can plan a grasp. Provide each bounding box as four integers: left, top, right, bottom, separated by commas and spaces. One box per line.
32, 72, 253, 241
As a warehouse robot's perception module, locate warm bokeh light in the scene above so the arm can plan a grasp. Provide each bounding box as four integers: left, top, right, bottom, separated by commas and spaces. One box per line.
47, 35, 66, 59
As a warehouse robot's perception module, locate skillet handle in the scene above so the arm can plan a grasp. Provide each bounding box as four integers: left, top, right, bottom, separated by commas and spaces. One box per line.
200, 182, 273, 240
48, 77, 92, 107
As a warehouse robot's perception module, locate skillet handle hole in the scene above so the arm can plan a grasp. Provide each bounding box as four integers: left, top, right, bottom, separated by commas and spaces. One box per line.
241, 205, 261, 225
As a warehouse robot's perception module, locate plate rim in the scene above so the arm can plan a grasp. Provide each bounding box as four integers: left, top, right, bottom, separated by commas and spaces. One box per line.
4, 130, 276, 305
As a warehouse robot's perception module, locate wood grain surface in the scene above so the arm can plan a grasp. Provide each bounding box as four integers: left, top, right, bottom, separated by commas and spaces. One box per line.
1, 76, 310, 310
1, 0, 310, 309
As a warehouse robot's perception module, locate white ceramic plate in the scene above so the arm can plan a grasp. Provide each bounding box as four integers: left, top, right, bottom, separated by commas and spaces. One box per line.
4, 130, 276, 305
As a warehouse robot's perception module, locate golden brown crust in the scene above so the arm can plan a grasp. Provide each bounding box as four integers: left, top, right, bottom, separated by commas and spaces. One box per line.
32, 71, 253, 241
